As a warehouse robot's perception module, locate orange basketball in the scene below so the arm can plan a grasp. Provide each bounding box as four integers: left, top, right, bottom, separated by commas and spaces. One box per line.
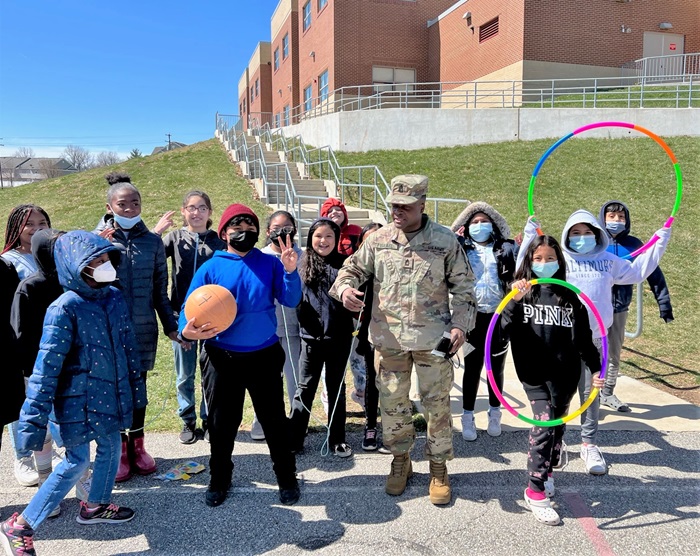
184, 284, 237, 332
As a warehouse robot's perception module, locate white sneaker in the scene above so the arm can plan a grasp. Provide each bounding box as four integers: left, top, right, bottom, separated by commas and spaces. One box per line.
14, 456, 39, 487
461, 412, 477, 441
487, 407, 502, 437
580, 444, 607, 475
75, 468, 92, 502
250, 416, 265, 441
544, 476, 555, 498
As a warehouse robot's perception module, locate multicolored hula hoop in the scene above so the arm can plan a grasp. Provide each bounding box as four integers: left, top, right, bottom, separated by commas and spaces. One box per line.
527, 121, 682, 259
484, 277, 608, 428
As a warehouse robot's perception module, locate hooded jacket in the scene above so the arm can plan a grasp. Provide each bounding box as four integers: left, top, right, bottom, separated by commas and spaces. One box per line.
17, 231, 146, 451
0, 259, 23, 427
94, 215, 178, 370
297, 219, 353, 341
11, 229, 66, 377
162, 228, 226, 314
516, 210, 672, 338
598, 201, 673, 321
320, 198, 362, 256
451, 201, 518, 298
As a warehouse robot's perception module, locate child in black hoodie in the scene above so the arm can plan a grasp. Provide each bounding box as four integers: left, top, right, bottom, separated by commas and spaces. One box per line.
501, 235, 603, 526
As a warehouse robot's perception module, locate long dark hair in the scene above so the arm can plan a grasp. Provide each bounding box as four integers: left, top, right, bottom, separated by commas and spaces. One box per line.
2, 204, 51, 254
359, 222, 383, 245
514, 235, 571, 304
300, 218, 342, 289
182, 190, 213, 229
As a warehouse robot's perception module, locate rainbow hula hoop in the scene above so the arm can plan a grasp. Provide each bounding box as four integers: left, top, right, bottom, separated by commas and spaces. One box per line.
484, 278, 608, 427
527, 121, 682, 259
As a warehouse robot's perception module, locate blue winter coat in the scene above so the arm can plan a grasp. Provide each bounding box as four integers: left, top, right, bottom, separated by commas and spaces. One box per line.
17, 231, 146, 451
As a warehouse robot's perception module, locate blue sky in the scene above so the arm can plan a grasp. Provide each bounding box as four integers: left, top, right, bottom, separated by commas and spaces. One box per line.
0, 0, 281, 157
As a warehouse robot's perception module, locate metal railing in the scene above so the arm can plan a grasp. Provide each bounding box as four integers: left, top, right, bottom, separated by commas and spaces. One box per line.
622, 52, 700, 84
625, 284, 645, 340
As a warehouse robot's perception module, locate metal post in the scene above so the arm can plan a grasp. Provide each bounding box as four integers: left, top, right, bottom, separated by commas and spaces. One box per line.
625, 284, 644, 339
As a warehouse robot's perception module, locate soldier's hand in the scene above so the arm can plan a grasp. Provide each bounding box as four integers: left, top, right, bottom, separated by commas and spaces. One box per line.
449, 327, 465, 355
341, 288, 365, 311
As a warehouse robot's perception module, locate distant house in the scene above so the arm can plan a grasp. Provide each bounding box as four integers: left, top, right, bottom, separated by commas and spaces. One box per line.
0, 157, 78, 187
151, 141, 187, 155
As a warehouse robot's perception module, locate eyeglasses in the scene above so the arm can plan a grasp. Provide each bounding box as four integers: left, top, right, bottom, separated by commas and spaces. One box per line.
271, 226, 295, 234
184, 205, 209, 214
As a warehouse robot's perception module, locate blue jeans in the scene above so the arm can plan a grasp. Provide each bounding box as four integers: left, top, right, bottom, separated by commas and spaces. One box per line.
173, 340, 207, 424
22, 430, 121, 530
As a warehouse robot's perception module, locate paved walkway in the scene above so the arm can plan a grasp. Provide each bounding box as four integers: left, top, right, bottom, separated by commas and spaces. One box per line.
1, 360, 698, 555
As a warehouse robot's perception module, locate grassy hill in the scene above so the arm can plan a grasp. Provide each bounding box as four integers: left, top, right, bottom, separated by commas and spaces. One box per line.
1, 135, 697, 434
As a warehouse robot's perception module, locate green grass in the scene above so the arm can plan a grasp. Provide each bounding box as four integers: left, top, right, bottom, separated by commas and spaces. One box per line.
336, 136, 700, 403
522, 84, 700, 108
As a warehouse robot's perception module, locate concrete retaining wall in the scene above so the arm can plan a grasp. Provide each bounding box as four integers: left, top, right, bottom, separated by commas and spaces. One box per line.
283, 108, 700, 152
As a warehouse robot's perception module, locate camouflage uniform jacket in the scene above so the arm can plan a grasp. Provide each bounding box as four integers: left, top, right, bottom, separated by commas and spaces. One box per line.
330, 216, 477, 351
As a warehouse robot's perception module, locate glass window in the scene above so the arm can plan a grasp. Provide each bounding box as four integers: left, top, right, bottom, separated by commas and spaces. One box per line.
303, 2, 312, 32
275, 113, 281, 128
283, 105, 290, 126
255, 79, 259, 97
282, 34, 289, 59
372, 66, 416, 92
318, 0, 328, 10
304, 85, 313, 112
250, 86, 254, 102
318, 70, 329, 102
274, 48, 280, 71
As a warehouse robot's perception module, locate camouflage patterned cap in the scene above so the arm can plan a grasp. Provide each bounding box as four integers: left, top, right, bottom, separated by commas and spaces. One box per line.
385, 174, 429, 205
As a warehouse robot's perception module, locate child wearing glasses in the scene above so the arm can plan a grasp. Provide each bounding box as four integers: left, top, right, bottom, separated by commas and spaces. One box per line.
154, 191, 226, 444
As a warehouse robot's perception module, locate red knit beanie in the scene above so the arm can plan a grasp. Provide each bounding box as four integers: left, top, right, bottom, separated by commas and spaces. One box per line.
218, 204, 260, 238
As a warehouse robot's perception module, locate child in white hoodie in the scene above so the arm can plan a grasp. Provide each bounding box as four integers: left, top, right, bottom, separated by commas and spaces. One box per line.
516, 210, 671, 475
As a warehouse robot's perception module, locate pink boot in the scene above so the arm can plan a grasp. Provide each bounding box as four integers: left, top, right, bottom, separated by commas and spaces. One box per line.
115, 440, 132, 482
130, 437, 157, 475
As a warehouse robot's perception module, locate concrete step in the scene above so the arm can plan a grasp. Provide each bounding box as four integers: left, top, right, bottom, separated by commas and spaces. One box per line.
292, 179, 326, 188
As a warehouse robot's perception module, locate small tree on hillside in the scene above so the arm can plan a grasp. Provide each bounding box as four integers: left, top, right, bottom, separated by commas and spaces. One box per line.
94, 151, 123, 167
38, 159, 62, 180
128, 148, 143, 159
63, 145, 93, 172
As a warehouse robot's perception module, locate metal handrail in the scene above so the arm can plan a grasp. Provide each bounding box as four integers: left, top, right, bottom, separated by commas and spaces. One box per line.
625, 284, 644, 340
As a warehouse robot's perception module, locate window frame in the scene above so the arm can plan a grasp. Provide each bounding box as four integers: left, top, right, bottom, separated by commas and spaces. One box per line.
318, 69, 329, 103
318, 0, 328, 11
283, 105, 290, 126
302, 2, 312, 32
303, 84, 313, 112
282, 33, 289, 59
273, 48, 280, 71
255, 78, 259, 98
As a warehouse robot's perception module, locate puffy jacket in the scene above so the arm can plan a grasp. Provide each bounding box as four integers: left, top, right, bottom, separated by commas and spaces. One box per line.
95, 215, 177, 370
11, 229, 66, 376
17, 231, 146, 451
0, 259, 23, 427
598, 200, 673, 321
320, 198, 362, 256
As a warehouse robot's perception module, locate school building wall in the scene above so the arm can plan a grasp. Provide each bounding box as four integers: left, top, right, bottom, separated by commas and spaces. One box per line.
271, 0, 300, 124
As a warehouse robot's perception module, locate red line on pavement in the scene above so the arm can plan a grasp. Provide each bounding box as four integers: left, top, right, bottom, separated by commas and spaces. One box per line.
563, 491, 616, 556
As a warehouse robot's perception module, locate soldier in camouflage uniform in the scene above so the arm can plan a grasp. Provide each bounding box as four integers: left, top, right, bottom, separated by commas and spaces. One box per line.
330, 175, 476, 505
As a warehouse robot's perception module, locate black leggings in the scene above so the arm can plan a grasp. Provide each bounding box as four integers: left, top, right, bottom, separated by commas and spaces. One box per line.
123, 372, 148, 441
462, 311, 507, 411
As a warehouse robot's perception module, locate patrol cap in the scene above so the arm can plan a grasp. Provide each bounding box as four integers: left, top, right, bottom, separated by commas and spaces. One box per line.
385, 175, 429, 205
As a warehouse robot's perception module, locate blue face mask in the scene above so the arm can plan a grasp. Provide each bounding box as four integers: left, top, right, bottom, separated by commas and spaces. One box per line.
112, 213, 142, 230
606, 221, 625, 235
532, 261, 559, 278
468, 222, 493, 243
569, 234, 597, 254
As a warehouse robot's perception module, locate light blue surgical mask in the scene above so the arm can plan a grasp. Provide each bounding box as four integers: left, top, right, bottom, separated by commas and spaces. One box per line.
606, 221, 625, 235
468, 222, 493, 243
569, 234, 597, 254
532, 261, 559, 278
112, 213, 142, 230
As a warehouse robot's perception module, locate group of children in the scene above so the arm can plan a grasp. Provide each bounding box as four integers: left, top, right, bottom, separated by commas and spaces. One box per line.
0, 173, 673, 553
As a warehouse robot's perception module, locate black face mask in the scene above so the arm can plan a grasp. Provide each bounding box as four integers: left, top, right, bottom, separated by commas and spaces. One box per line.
269, 228, 295, 246
228, 230, 259, 252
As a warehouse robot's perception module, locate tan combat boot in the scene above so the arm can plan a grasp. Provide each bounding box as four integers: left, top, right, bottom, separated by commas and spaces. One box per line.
385, 453, 413, 496
429, 460, 451, 505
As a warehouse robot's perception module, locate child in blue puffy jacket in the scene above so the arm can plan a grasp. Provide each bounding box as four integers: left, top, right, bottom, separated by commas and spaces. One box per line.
0, 231, 146, 556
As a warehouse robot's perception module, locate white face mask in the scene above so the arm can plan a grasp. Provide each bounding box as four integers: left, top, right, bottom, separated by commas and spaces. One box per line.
90, 261, 117, 282
111, 211, 142, 230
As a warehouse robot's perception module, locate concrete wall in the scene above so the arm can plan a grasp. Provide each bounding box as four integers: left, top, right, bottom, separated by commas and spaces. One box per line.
282, 107, 700, 151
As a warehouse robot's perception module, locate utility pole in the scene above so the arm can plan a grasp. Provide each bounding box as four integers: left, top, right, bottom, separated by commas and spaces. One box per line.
166, 133, 172, 151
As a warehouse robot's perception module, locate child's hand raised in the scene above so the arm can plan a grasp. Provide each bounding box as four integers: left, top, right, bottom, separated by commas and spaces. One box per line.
154, 211, 176, 236
511, 279, 531, 301
591, 371, 605, 390
278, 234, 298, 272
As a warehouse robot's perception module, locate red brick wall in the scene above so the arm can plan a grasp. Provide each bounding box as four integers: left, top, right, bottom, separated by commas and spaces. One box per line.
248, 64, 273, 120
524, 0, 699, 67
428, 0, 525, 86
272, 9, 300, 122
298, 0, 335, 115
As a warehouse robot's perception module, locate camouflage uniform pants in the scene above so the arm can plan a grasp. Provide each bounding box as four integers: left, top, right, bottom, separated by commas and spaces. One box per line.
375, 348, 454, 462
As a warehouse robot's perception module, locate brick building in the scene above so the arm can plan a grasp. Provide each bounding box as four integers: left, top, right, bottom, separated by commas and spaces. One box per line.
238, 0, 699, 126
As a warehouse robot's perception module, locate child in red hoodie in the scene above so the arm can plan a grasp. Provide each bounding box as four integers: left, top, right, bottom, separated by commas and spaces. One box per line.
320, 199, 362, 257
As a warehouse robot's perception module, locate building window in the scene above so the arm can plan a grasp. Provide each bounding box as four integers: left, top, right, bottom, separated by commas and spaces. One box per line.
302, 2, 312, 32
274, 48, 280, 71
283, 105, 290, 126
372, 66, 416, 92
250, 86, 254, 102
318, 70, 329, 102
282, 34, 289, 59
304, 85, 313, 112
318, 0, 328, 10
275, 113, 281, 128
255, 79, 259, 97
479, 17, 499, 43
